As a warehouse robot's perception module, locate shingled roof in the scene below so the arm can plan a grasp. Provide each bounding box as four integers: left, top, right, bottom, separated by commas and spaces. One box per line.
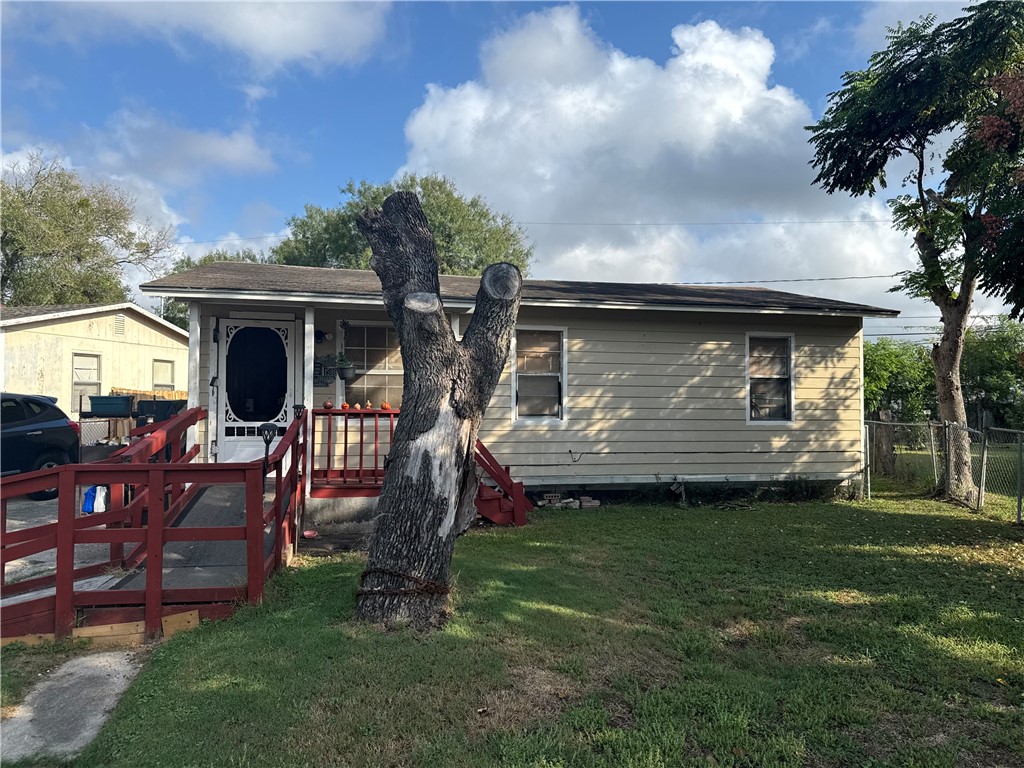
141, 262, 898, 317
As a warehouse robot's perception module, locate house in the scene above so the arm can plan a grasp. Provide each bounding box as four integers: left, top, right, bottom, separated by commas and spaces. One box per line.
0, 303, 188, 416
140, 262, 897, 496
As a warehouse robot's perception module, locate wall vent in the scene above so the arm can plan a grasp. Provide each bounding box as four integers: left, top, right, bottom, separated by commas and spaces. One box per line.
114, 313, 126, 335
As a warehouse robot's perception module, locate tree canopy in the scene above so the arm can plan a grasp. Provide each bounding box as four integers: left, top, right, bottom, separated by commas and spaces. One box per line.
863, 337, 936, 422
808, 1, 1022, 317
962, 317, 1024, 429
272, 175, 533, 277
1, 153, 174, 306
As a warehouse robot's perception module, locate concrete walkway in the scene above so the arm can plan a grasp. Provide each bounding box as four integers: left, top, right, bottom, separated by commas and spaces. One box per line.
1, 650, 142, 763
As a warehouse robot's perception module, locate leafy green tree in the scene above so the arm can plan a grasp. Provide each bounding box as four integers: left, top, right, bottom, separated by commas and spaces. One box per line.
864, 337, 937, 422
272, 175, 533, 276
808, 2, 1023, 499
1, 153, 174, 305
961, 317, 1024, 429
159, 248, 271, 329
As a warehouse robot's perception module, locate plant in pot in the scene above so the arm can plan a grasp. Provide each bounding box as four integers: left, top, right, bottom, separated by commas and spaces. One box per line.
335, 352, 356, 383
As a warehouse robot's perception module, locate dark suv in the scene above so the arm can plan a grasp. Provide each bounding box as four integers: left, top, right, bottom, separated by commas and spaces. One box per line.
1, 394, 80, 500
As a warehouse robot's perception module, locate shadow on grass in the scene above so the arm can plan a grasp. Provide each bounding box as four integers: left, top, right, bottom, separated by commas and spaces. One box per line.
60, 498, 1024, 768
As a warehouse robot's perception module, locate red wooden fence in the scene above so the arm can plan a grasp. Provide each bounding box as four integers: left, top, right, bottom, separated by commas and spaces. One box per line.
1, 408, 307, 641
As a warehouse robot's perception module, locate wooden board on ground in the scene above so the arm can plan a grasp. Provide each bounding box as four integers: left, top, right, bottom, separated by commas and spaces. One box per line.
162, 610, 200, 638
72, 620, 145, 647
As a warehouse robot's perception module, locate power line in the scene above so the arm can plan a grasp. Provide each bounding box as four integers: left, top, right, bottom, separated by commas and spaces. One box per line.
518, 219, 895, 226
684, 273, 901, 285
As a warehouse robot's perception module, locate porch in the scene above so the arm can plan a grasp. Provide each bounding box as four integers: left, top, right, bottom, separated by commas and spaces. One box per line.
308, 407, 532, 527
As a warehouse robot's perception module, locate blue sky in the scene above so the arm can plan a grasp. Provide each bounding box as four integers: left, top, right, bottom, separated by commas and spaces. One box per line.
2, 1, 993, 338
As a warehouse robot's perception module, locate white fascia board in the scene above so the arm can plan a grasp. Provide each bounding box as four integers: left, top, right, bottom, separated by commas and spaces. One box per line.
0, 302, 189, 340
140, 287, 897, 319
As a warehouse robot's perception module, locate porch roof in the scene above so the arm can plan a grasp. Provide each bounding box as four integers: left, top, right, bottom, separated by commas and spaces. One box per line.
140, 262, 898, 318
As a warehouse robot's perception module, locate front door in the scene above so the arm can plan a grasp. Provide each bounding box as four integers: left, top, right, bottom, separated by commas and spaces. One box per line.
216, 319, 296, 463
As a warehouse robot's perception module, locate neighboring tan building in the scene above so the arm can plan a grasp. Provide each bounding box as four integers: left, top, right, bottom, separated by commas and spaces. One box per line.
141, 263, 898, 492
1, 303, 188, 416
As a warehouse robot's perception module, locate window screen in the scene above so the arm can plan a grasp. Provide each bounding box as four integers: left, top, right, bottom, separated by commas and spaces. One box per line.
515, 330, 563, 419
749, 337, 792, 421
153, 360, 175, 391
344, 325, 403, 407
72, 353, 101, 413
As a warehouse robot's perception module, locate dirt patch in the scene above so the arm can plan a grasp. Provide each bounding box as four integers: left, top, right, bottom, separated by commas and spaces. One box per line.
846, 710, 1021, 768
472, 665, 580, 733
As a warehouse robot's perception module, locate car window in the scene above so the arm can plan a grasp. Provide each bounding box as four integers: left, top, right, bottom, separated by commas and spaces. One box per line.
25, 400, 47, 417
1, 398, 27, 425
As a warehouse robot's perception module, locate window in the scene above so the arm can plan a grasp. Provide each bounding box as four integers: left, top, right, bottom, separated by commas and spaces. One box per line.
343, 324, 404, 407
748, 336, 793, 422
72, 353, 101, 412
153, 360, 175, 391
515, 329, 564, 420
1, 398, 27, 426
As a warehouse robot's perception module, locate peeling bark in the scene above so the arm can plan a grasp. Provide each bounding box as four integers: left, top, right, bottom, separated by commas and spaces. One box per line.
353, 192, 521, 628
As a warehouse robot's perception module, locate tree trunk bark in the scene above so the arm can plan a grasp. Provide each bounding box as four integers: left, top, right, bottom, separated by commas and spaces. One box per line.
353, 192, 522, 629
924, 228, 978, 504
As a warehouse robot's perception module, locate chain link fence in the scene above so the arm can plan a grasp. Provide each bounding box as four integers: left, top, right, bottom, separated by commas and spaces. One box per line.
866, 420, 1023, 524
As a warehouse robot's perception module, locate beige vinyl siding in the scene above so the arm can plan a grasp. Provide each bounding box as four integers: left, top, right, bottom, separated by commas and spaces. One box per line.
478, 307, 864, 484
188, 300, 865, 485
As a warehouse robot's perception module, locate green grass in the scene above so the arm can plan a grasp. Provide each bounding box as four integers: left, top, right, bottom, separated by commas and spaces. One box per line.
21, 491, 1024, 767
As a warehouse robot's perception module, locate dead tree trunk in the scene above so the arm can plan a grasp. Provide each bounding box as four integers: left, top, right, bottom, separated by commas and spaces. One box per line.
353, 192, 521, 629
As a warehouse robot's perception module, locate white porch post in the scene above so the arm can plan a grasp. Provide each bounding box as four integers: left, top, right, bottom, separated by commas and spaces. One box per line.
187, 302, 200, 451
303, 307, 315, 497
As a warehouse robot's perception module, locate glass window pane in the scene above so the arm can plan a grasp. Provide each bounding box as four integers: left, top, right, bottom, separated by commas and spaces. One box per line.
365, 347, 387, 370
1, 399, 26, 425
749, 338, 790, 377
365, 327, 387, 348
518, 375, 560, 417
518, 330, 561, 353
345, 347, 366, 369
750, 379, 790, 420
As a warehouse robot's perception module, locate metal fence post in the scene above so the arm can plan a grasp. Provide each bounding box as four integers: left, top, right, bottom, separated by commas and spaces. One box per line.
1017, 431, 1023, 526
943, 422, 952, 498
928, 423, 939, 488
977, 429, 988, 513
863, 424, 871, 500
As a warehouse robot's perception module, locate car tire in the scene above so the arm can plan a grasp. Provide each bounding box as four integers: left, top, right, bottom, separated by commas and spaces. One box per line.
27, 451, 68, 501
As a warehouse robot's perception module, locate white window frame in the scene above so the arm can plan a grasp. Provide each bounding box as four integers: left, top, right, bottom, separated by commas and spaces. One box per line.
745, 332, 795, 426
511, 325, 568, 426
153, 359, 176, 391
72, 352, 102, 413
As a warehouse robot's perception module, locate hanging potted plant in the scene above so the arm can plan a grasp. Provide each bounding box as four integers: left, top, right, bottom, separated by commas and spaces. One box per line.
335, 352, 357, 383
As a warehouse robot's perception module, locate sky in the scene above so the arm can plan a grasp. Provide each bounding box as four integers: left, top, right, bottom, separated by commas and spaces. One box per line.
1, 0, 1002, 342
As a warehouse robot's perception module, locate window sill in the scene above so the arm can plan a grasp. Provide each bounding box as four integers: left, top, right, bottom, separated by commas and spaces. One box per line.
511, 417, 568, 429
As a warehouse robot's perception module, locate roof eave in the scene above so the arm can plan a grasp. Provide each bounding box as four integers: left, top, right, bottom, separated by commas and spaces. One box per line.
0, 302, 189, 339
140, 286, 897, 318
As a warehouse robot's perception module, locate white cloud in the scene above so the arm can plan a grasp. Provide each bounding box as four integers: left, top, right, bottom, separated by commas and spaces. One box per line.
400, 5, 925, 312
85, 109, 276, 188
13, 2, 391, 75
853, 2, 968, 54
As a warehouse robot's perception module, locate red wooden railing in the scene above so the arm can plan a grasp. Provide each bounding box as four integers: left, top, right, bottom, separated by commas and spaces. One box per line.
308, 408, 531, 526
310, 408, 399, 493
0, 408, 307, 641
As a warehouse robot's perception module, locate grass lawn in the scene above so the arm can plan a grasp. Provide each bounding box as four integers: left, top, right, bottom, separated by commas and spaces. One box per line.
11, 489, 1024, 768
